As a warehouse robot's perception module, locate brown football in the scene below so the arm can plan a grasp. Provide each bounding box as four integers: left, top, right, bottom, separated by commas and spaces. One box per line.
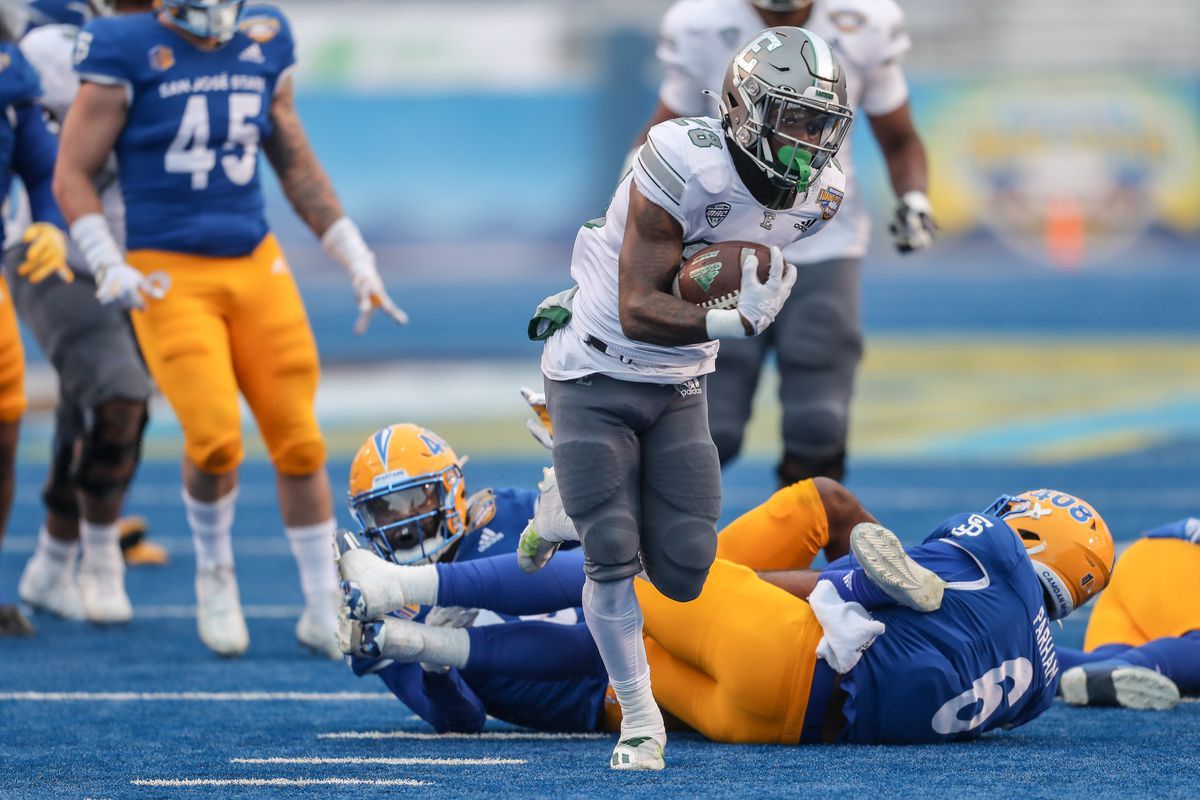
671, 241, 772, 310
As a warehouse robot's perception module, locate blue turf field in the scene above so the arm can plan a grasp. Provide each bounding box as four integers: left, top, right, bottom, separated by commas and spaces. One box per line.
2, 450, 1198, 799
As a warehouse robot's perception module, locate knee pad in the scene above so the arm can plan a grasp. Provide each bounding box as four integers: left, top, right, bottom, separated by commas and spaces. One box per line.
41, 442, 79, 517
271, 436, 326, 476
74, 399, 148, 499
554, 439, 641, 575
642, 519, 716, 603
187, 434, 242, 475
642, 440, 722, 520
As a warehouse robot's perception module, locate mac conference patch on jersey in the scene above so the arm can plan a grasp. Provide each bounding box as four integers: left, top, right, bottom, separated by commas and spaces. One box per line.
705, 202, 731, 228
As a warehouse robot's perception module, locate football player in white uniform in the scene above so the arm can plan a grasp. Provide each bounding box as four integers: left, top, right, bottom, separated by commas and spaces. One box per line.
525, 27, 850, 770
636, 0, 933, 485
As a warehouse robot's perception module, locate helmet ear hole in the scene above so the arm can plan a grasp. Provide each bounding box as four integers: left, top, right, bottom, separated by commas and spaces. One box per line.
1016, 529, 1041, 542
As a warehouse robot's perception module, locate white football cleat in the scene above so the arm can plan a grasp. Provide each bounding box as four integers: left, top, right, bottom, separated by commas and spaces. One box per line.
19, 551, 85, 620
195, 565, 249, 657
609, 736, 665, 771
338, 610, 424, 661
850, 522, 946, 613
78, 553, 133, 624
1060, 662, 1180, 710
296, 590, 342, 659
517, 467, 578, 573
336, 544, 409, 622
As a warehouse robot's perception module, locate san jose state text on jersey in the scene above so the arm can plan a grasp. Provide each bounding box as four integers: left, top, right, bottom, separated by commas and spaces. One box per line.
73, 6, 294, 257
832, 511, 1060, 744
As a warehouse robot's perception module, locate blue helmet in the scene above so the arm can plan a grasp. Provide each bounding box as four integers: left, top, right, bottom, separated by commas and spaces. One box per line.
160, 0, 245, 44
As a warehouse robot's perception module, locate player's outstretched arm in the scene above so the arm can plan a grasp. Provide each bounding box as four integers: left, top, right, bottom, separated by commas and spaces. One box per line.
869, 102, 935, 253
264, 76, 407, 333
54, 83, 160, 309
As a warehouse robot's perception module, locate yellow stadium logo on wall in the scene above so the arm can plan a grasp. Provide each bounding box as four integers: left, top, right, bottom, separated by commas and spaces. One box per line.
925, 77, 1200, 268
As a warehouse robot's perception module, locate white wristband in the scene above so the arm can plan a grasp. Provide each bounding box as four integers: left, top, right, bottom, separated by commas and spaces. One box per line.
705, 308, 749, 340
320, 216, 372, 274
69, 213, 124, 275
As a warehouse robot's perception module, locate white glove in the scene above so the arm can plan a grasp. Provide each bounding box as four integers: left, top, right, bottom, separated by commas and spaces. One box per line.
424, 605, 479, 629
890, 190, 937, 254
520, 386, 553, 450
95, 263, 168, 310
738, 246, 796, 334
321, 217, 409, 334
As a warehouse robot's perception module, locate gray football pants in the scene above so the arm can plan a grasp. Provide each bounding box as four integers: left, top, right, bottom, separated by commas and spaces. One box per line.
2, 250, 150, 463
707, 257, 863, 474
545, 373, 721, 602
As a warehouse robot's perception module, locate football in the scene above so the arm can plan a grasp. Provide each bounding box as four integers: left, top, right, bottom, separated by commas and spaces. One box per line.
671, 241, 773, 310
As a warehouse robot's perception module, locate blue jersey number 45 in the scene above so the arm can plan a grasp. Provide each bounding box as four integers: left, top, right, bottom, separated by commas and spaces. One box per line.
166, 93, 261, 190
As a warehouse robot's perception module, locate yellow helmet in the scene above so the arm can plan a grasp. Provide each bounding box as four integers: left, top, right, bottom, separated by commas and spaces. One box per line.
986, 489, 1115, 620
348, 424, 467, 565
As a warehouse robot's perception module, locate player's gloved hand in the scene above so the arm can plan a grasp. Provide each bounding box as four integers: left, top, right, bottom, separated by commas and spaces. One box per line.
321, 217, 409, 335
890, 190, 937, 254
739, 246, 797, 334
424, 605, 478, 629
17, 223, 73, 285
520, 386, 553, 450
94, 263, 168, 310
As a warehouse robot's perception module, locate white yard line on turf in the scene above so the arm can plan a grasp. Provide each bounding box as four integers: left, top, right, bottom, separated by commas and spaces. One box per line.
131, 778, 429, 787
318, 731, 604, 740
134, 605, 303, 619
0, 692, 394, 702
232, 757, 525, 766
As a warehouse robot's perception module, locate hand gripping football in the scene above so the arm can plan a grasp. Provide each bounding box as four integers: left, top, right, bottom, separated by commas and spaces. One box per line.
672, 241, 772, 310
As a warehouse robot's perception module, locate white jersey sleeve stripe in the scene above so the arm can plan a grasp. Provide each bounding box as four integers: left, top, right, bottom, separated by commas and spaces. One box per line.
637, 140, 685, 206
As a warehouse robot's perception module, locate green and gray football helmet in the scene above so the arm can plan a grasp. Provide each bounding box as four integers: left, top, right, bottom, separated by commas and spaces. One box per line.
752, 0, 813, 10
718, 27, 852, 193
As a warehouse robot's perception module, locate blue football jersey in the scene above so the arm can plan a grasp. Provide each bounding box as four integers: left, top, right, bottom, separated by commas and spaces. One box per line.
0, 43, 49, 250
74, 7, 294, 256
27, 0, 95, 30
365, 487, 607, 734
836, 512, 1060, 744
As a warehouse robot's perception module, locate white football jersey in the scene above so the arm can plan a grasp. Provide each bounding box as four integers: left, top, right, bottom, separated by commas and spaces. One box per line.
9, 24, 126, 256
656, 0, 911, 262
542, 116, 847, 383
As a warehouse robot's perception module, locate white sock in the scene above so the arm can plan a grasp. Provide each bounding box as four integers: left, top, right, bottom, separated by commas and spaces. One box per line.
80, 520, 122, 568
419, 624, 470, 669
285, 518, 338, 608
398, 564, 439, 607
184, 488, 237, 572
36, 526, 78, 566
582, 577, 665, 741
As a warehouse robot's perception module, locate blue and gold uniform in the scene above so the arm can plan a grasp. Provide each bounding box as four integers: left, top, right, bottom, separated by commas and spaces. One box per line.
73, 7, 323, 475
0, 42, 66, 422
357, 487, 611, 734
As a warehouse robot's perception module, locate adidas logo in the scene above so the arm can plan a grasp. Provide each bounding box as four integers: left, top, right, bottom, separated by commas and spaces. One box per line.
842, 572, 854, 591
477, 528, 504, 553
676, 378, 702, 397
239, 43, 265, 63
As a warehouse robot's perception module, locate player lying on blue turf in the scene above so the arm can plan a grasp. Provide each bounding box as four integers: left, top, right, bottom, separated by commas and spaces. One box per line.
1052, 518, 1200, 710
339, 453, 1128, 745
334, 422, 860, 735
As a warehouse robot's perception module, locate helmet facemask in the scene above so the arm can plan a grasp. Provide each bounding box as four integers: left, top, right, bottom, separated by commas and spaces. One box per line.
746, 89, 850, 192
351, 466, 465, 566
161, 0, 245, 44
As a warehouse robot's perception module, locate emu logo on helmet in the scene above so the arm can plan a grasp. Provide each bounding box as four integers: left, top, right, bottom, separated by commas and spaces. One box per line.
736, 31, 783, 73
706, 203, 731, 228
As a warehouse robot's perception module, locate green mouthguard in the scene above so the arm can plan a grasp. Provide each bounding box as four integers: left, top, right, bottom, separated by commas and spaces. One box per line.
775, 146, 813, 191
